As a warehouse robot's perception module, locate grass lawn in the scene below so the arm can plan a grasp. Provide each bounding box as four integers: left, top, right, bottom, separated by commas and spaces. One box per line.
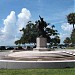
0, 68, 75, 75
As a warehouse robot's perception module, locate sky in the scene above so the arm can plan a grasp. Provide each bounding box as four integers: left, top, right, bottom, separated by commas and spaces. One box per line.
0, 0, 74, 46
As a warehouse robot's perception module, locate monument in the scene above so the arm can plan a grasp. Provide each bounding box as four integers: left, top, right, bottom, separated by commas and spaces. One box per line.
33, 16, 49, 51
33, 37, 49, 51
1, 16, 74, 69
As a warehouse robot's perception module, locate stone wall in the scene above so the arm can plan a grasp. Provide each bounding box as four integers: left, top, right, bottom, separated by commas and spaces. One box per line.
0, 60, 75, 69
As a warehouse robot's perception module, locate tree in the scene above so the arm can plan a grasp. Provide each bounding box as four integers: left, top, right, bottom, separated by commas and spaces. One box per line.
15, 40, 21, 45
52, 36, 60, 46
71, 29, 75, 44
35, 16, 58, 43
15, 16, 59, 45
67, 13, 75, 29
20, 21, 38, 44
63, 13, 75, 46
63, 37, 71, 45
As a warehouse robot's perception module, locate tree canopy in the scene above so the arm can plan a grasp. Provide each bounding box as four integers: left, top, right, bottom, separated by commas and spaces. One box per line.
63, 29, 75, 45
63, 37, 71, 45
67, 13, 75, 29
71, 29, 75, 44
63, 13, 75, 46
52, 36, 60, 46
15, 16, 60, 45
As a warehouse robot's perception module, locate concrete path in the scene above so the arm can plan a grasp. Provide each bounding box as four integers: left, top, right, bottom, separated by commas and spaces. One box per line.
8, 50, 75, 58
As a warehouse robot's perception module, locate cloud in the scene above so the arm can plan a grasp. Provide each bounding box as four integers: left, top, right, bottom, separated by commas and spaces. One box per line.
2, 11, 16, 37
0, 8, 31, 46
17, 8, 31, 30
59, 33, 71, 43
61, 23, 73, 32
60, 23, 73, 43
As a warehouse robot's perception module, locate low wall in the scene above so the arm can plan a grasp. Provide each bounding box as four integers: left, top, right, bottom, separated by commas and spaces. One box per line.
0, 60, 75, 69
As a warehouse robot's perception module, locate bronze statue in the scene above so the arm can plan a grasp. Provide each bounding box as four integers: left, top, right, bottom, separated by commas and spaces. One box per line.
36, 16, 47, 37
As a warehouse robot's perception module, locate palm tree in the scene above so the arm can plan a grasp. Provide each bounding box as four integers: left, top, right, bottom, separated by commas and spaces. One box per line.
67, 13, 75, 29
71, 29, 75, 44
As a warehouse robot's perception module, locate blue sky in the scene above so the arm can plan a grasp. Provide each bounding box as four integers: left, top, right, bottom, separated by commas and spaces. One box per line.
0, 0, 74, 46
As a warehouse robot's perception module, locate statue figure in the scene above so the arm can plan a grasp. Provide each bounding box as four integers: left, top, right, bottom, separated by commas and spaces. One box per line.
36, 16, 47, 37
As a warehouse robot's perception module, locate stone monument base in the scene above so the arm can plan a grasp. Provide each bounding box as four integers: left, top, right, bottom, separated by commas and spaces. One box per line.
33, 47, 49, 51
33, 37, 49, 51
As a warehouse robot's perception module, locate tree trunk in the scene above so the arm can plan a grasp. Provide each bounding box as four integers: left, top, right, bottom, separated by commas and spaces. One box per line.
73, 24, 74, 29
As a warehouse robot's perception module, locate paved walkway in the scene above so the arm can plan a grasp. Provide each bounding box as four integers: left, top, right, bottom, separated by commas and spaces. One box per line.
0, 49, 75, 60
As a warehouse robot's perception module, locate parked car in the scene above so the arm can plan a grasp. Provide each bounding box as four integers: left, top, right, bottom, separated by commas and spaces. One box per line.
26, 46, 33, 50
0, 46, 6, 50
61, 46, 66, 49
6, 47, 14, 50
15, 46, 24, 50
51, 46, 59, 49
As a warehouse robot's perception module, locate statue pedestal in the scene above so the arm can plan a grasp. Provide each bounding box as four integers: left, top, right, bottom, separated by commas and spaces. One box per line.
33, 37, 49, 51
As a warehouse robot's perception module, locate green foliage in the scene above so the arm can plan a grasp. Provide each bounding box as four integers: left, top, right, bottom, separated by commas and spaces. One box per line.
64, 29, 75, 45
64, 13, 75, 45
52, 36, 60, 45
63, 37, 71, 45
67, 13, 75, 29
71, 29, 75, 44
15, 17, 59, 45
15, 21, 38, 45
15, 40, 21, 45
